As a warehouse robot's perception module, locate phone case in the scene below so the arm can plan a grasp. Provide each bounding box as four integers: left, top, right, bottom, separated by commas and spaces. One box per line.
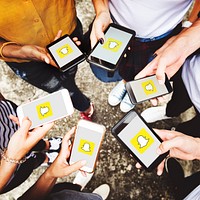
87, 23, 136, 72
69, 120, 106, 173
46, 34, 86, 72
111, 109, 169, 171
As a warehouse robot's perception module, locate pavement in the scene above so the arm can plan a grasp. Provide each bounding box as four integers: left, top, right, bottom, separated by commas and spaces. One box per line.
0, 1, 199, 200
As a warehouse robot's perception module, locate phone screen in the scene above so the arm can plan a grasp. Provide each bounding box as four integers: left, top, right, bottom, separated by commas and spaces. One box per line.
17, 89, 73, 129
47, 35, 84, 70
89, 25, 134, 66
112, 110, 167, 170
126, 75, 172, 103
70, 122, 105, 172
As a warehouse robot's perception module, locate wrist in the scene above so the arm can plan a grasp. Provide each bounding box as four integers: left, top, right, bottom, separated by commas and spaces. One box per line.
196, 138, 200, 160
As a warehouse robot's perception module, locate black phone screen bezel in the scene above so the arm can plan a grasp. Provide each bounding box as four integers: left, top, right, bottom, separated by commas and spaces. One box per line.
125, 74, 173, 104
111, 109, 169, 171
87, 23, 136, 72
46, 34, 86, 72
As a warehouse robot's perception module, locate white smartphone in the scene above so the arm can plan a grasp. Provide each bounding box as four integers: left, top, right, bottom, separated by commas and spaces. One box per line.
69, 119, 106, 173
17, 89, 74, 129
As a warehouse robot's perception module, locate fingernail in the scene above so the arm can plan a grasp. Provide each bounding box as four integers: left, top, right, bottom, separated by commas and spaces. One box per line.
81, 160, 87, 166
99, 38, 104, 44
152, 53, 157, 59
157, 170, 162, 176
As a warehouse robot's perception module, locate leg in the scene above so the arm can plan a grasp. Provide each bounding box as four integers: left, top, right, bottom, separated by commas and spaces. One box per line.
7, 61, 90, 112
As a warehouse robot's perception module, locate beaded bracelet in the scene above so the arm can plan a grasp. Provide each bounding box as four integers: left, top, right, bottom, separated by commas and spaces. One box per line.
0, 148, 26, 164
0, 42, 18, 59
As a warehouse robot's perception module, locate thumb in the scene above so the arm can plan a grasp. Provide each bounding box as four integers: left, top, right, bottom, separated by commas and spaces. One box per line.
66, 160, 87, 176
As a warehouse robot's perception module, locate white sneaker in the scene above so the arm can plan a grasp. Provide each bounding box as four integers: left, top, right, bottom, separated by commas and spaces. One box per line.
73, 171, 94, 190
141, 105, 171, 123
92, 184, 110, 200
120, 93, 135, 113
108, 80, 126, 106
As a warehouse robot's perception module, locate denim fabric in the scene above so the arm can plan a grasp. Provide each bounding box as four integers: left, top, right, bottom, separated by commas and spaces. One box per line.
48, 189, 103, 200
90, 64, 122, 83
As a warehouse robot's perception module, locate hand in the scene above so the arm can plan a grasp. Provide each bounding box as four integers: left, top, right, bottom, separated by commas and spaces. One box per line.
6, 117, 54, 160
45, 127, 86, 179
90, 10, 112, 48
155, 129, 200, 175
135, 35, 187, 84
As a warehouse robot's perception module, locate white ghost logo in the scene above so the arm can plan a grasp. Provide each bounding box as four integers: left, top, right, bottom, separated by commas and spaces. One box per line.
137, 136, 149, 148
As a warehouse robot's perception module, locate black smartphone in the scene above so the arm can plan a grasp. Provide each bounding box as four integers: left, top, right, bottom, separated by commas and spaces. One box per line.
125, 74, 173, 104
111, 110, 169, 171
87, 23, 136, 72
46, 34, 85, 72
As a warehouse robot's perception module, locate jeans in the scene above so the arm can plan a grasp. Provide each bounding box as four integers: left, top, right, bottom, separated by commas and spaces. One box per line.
6, 19, 90, 112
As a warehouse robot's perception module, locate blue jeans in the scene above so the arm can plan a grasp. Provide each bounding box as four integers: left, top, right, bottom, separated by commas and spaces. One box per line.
48, 189, 103, 200
90, 64, 122, 83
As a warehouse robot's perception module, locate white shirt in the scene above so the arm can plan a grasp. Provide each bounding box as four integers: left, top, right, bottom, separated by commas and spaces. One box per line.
109, 0, 193, 38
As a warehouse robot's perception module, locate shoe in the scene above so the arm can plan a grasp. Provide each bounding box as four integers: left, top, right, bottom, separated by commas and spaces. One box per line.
41, 151, 59, 166
92, 184, 110, 200
73, 171, 94, 190
141, 105, 171, 123
165, 157, 185, 186
120, 93, 135, 113
48, 137, 62, 152
108, 80, 126, 106
80, 103, 94, 121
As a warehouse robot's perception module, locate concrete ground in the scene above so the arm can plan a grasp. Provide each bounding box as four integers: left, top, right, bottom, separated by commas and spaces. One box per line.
0, 1, 199, 199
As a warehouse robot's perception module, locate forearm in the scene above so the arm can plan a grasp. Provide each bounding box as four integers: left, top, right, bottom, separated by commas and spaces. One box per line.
175, 19, 200, 58
18, 170, 57, 200
195, 137, 200, 160
92, 0, 109, 16
0, 160, 18, 192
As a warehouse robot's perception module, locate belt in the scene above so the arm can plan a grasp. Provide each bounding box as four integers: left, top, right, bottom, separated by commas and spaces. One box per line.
135, 29, 173, 42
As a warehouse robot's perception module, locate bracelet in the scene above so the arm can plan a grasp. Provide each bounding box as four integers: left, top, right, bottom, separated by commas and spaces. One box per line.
0, 148, 26, 164
0, 42, 18, 59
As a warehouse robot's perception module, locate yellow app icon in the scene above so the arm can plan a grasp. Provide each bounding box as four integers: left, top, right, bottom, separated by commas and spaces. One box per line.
130, 128, 154, 154
56, 44, 73, 58
142, 80, 157, 95
103, 38, 122, 52
78, 139, 95, 156
36, 102, 53, 120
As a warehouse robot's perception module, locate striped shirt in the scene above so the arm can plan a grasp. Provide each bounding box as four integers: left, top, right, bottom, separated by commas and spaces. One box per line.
0, 100, 19, 151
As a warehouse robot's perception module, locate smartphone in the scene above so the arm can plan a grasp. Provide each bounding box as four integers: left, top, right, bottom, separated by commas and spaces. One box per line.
111, 110, 168, 171
125, 74, 173, 104
69, 119, 106, 173
17, 89, 74, 129
87, 23, 136, 72
46, 34, 85, 72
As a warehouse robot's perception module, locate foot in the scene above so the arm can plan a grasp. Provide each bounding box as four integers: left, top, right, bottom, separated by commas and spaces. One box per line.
165, 157, 185, 186
108, 80, 126, 106
73, 171, 94, 190
120, 93, 135, 113
48, 137, 62, 152
41, 151, 59, 166
80, 103, 94, 121
141, 105, 171, 123
92, 184, 110, 200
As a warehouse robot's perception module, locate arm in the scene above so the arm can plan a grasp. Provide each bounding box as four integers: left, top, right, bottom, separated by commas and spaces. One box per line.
135, 6, 200, 84
0, 30, 63, 67
90, 0, 111, 47
18, 128, 86, 200
0, 118, 53, 192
